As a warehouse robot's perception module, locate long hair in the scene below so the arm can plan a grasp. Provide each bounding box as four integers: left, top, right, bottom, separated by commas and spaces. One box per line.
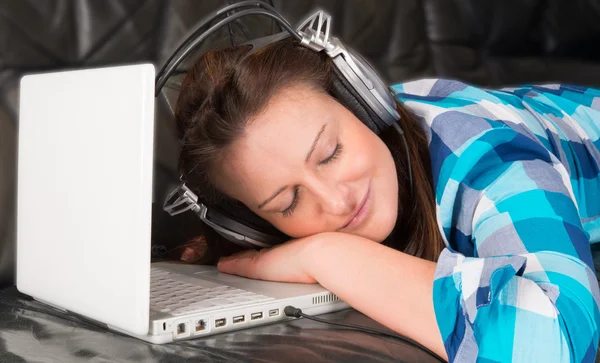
174, 37, 444, 263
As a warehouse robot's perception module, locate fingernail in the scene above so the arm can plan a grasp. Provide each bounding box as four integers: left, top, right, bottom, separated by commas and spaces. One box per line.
181, 247, 195, 262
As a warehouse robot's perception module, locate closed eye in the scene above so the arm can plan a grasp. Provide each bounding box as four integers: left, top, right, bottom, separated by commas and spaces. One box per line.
319, 143, 343, 165
281, 186, 300, 218
281, 143, 343, 218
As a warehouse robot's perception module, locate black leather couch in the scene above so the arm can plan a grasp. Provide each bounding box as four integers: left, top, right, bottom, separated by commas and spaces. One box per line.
2, 1, 600, 362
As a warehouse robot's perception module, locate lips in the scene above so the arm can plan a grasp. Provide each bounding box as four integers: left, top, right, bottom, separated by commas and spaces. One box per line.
340, 184, 371, 231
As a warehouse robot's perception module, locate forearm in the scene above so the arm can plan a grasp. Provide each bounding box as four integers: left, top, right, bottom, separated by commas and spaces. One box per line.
306, 232, 447, 361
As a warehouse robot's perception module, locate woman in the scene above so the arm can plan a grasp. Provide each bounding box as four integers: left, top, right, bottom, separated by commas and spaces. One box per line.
174, 37, 600, 362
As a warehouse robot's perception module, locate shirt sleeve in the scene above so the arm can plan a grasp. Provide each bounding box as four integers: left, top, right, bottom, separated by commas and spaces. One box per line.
432, 120, 600, 362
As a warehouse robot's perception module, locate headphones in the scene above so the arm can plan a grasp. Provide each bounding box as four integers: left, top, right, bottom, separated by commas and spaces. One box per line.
159, 1, 413, 249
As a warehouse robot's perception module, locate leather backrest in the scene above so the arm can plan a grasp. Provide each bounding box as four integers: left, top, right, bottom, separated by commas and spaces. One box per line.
0, 106, 16, 287
1, 0, 600, 287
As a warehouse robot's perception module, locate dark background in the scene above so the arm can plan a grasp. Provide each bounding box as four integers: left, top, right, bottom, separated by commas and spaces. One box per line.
2, 0, 600, 287
1, 1, 600, 362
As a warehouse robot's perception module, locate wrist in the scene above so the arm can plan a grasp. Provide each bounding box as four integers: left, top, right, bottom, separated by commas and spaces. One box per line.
301, 232, 369, 282
299, 234, 327, 281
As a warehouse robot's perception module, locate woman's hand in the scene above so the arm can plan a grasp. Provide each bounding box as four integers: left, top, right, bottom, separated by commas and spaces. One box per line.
217, 233, 327, 283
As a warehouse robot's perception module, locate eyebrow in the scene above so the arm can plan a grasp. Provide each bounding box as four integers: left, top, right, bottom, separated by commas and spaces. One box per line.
257, 123, 327, 210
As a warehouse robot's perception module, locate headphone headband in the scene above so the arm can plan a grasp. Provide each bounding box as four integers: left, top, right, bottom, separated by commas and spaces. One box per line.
155, 2, 299, 96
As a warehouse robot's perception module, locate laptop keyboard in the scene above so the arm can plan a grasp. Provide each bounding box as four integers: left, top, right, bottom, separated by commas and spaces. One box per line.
150, 268, 274, 316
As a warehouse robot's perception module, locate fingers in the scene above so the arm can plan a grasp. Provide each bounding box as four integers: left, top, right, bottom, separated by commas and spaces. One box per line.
217, 250, 262, 279
181, 247, 201, 262
215, 241, 318, 284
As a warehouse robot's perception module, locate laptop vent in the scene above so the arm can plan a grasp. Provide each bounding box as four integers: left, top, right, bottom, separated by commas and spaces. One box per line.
312, 293, 340, 305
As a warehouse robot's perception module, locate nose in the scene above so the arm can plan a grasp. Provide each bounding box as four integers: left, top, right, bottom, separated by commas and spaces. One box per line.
308, 177, 355, 216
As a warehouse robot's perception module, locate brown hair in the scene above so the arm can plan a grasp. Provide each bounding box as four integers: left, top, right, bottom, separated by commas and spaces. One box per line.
174, 37, 444, 263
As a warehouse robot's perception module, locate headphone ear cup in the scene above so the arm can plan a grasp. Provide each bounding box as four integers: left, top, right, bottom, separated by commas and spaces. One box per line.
330, 66, 384, 135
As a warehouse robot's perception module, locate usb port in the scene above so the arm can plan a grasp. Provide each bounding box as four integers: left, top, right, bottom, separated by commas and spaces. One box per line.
215, 318, 226, 328
233, 315, 245, 324
269, 309, 279, 317
251, 312, 263, 320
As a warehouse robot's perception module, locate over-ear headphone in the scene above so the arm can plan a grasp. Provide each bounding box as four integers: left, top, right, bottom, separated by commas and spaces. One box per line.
160, 0, 412, 249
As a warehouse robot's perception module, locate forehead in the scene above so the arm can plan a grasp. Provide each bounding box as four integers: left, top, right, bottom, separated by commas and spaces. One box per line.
248, 84, 330, 140
214, 84, 335, 201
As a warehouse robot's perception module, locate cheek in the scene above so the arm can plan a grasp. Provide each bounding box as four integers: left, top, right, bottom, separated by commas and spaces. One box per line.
341, 130, 380, 178
374, 160, 399, 238
275, 221, 317, 239
254, 215, 320, 240
253, 207, 323, 239
364, 133, 399, 241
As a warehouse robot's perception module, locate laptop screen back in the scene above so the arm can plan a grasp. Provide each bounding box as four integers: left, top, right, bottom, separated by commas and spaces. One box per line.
16, 64, 155, 335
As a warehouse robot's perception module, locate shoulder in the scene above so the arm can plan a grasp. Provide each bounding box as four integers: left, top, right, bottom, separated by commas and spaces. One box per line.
391, 79, 599, 129
390, 79, 517, 135
391, 79, 539, 180
391, 79, 557, 165
391, 78, 495, 103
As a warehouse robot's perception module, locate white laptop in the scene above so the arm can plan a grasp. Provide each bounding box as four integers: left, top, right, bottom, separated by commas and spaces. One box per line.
16, 63, 349, 344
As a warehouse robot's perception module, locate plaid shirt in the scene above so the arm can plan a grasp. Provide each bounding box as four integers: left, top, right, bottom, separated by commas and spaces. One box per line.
392, 80, 600, 362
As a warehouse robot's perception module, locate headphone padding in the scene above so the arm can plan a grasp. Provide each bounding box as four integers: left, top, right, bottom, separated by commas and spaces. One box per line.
211, 199, 287, 240
330, 66, 384, 135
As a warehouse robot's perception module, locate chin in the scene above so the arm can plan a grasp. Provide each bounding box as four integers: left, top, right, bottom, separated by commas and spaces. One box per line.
350, 188, 396, 242
361, 208, 398, 243
375, 194, 399, 242
375, 217, 398, 242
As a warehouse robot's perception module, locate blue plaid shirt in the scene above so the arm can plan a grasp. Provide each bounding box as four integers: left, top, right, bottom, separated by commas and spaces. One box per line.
392, 80, 600, 363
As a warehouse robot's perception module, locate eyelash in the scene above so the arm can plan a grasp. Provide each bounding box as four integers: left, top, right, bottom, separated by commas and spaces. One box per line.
281, 142, 344, 218
319, 143, 343, 165
282, 186, 300, 218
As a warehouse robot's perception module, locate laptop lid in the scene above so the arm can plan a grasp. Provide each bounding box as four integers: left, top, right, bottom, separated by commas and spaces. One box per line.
16, 64, 155, 335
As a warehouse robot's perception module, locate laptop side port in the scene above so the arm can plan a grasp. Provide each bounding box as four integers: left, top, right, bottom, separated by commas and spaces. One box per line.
269, 309, 279, 317
215, 318, 226, 328
195, 319, 207, 332
251, 312, 263, 320
172, 320, 192, 339
233, 315, 245, 324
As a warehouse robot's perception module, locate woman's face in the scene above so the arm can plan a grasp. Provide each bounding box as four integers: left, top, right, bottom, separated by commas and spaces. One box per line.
213, 83, 399, 242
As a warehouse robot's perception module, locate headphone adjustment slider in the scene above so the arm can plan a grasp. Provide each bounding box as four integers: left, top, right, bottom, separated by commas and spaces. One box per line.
163, 183, 204, 216
297, 10, 334, 52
